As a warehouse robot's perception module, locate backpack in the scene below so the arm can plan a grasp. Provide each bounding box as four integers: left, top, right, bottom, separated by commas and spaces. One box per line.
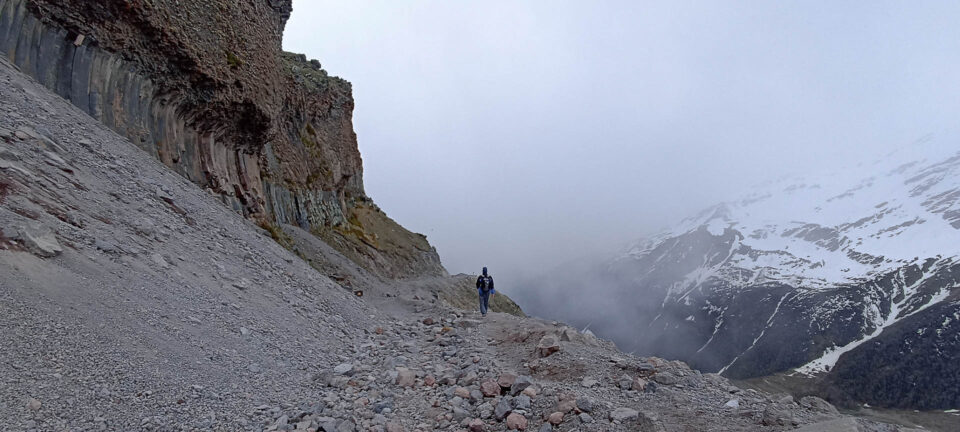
479, 276, 492, 292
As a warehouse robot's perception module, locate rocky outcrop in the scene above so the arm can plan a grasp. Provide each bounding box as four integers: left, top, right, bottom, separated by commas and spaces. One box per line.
0, 0, 444, 278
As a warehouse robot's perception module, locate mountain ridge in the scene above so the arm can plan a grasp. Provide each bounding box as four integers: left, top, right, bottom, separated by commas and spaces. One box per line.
521, 142, 960, 410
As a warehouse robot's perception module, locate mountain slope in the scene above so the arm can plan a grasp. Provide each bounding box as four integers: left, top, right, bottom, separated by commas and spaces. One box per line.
523, 143, 960, 410
0, 0, 445, 279
0, 53, 911, 431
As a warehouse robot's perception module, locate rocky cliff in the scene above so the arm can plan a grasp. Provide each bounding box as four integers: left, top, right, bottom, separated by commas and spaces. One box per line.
0, 0, 444, 279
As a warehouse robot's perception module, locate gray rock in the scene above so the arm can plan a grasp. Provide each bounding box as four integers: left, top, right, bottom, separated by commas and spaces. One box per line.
333, 363, 354, 376
317, 417, 339, 431
512, 395, 531, 410
761, 405, 795, 426
575, 396, 594, 413
609, 407, 639, 422
17, 224, 62, 258
461, 371, 479, 386
470, 389, 484, 401
537, 335, 560, 357
26, 398, 41, 411
799, 396, 839, 415
652, 372, 678, 385
510, 375, 533, 396
95, 238, 119, 253
336, 419, 356, 432
618, 374, 633, 390
538, 424, 553, 432
639, 411, 666, 432
452, 407, 471, 421
578, 413, 593, 423
494, 397, 512, 420
373, 400, 394, 413
478, 402, 494, 419
396, 368, 415, 387
793, 418, 860, 432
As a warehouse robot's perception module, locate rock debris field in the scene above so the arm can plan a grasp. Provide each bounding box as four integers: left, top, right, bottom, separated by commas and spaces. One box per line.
0, 54, 923, 431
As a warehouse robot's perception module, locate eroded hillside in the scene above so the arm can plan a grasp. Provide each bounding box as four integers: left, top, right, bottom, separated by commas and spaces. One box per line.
0, 0, 442, 279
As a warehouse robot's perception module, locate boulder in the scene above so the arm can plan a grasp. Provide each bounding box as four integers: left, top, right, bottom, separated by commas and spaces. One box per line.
536, 335, 560, 357
761, 405, 795, 426
495, 397, 512, 420
505, 413, 528, 430
396, 368, 416, 387
17, 224, 62, 258
638, 411, 666, 432
468, 418, 486, 432
333, 363, 354, 376
799, 396, 839, 415
575, 396, 594, 413
618, 374, 633, 390
453, 407, 471, 421
498, 373, 517, 389
652, 372, 679, 386
546, 411, 564, 425
555, 399, 576, 414
510, 376, 533, 396
512, 395, 531, 410
632, 377, 648, 391
609, 407, 639, 422
480, 380, 501, 397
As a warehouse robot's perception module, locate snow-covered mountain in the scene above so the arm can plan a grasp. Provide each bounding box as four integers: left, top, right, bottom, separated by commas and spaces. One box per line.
523, 142, 960, 409
628, 141, 960, 293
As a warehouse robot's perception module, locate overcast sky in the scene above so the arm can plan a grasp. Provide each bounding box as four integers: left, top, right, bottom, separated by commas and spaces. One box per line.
284, 1, 960, 286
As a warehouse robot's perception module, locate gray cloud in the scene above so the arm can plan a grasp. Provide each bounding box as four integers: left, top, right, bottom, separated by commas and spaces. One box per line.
284, 1, 960, 292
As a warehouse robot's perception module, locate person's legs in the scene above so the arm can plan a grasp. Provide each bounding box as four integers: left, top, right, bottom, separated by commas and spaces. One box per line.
479, 291, 489, 316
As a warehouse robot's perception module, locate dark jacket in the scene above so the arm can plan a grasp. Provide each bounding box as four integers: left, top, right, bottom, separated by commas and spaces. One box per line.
476, 275, 495, 294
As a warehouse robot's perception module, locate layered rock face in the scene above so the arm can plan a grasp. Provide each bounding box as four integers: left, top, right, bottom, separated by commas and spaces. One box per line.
0, 0, 444, 278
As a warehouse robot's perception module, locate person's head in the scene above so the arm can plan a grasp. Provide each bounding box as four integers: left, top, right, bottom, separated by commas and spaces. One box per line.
482, 267, 488, 276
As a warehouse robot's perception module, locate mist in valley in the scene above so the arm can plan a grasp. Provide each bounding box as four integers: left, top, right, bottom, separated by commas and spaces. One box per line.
285, 1, 960, 356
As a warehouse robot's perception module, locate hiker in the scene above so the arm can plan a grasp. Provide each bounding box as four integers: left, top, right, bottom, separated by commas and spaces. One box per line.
476, 267, 495, 317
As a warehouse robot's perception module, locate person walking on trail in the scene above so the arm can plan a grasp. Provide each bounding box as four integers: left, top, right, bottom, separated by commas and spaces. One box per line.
476, 267, 495, 317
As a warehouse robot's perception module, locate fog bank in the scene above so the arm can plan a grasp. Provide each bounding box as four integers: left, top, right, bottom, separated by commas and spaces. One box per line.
284, 1, 960, 294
